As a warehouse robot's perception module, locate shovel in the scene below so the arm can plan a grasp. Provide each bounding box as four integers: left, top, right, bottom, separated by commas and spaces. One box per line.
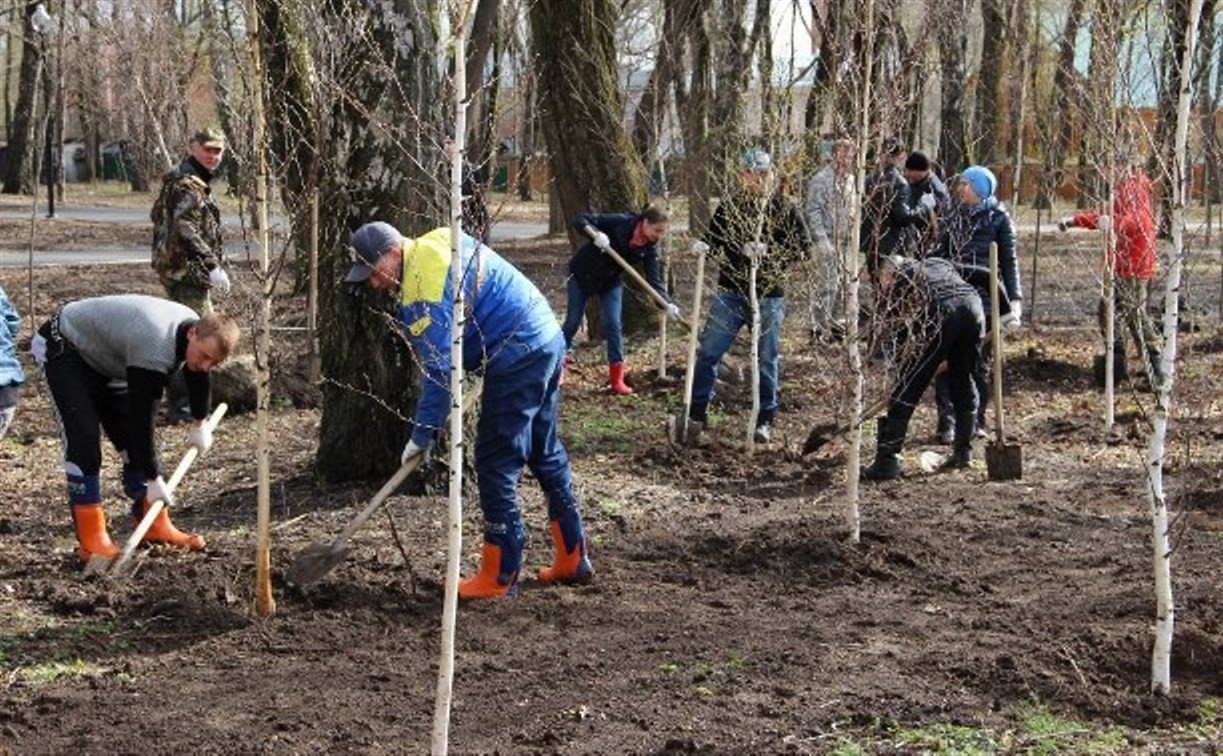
667, 241, 707, 445
984, 242, 1023, 480
801, 395, 890, 455
287, 384, 482, 586
286, 453, 426, 586
87, 403, 229, 578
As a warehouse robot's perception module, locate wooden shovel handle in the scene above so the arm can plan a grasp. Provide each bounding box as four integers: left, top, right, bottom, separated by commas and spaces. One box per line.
989, 242, 1005, 444
334, 454, 425, 543
106, 403, 229, 575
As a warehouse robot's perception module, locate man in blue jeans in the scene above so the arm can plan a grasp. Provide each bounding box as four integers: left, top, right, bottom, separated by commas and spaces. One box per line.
344, 222, 593, 599
678, 147, 812, 444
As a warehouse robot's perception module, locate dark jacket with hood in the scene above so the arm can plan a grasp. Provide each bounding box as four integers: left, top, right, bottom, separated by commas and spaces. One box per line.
705, 190, 811, 299
932, 196, 1022, 313
569, 212, 669, 300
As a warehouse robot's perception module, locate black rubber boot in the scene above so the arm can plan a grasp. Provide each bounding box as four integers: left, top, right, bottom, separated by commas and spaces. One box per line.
863, 415, 908, 481
942, 411, 976, 469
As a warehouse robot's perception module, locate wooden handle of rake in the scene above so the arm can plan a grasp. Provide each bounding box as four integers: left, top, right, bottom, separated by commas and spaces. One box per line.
583, 225, 692, 331
103, 403, 229, 576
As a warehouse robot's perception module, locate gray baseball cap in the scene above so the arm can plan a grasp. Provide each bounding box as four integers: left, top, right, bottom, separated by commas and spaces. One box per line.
345, 222, 401, 283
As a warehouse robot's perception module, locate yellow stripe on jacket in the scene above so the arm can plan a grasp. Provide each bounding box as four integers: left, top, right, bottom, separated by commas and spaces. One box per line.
399, 228, 454, 336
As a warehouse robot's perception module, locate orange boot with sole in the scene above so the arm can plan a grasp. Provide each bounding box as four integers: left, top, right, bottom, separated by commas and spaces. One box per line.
72, 504, 120, 564
136, 498, 206, 551
538, 520, 594, 584
458, 543, 519, 599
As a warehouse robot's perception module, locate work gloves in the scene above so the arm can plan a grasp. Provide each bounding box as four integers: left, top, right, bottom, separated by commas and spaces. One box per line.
401, 438, 428, 465
147, 475, 175, 507
591, 231, 612, 252
1057, 217, 1076, 232
188, 421, 213, 454
665, 303, 682, 321
918, 192, 937, 211
691, 240, 709, 256
1000, 301, 1023, 331
209, 266, 232, 294
1097, 215, 1112, 233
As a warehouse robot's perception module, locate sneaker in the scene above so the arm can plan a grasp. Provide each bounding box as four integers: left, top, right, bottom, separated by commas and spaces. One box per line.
753, 422, 771, 443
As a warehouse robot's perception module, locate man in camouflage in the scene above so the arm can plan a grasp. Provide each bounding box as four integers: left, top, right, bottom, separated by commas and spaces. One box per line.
152, 127, 231, 315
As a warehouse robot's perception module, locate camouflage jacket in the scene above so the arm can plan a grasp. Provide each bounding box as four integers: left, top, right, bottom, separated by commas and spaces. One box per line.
151, 158, 224, 285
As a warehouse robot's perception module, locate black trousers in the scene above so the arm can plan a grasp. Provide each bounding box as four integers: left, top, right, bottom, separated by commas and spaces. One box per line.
43, 347, 133, 478
890, 305, 982, 427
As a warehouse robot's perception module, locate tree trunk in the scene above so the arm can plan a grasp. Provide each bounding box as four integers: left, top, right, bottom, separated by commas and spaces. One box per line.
1036, 0, 1085, 208
1077, 0, 1113, 209
260, 0, 442, 482
1150, 0, 1192, 236
530, 0, 654, 334
463, 0, 501, 180
2, 4, 46, 194
630, 0, 686, 164
973, 0, 1007, 165
937, 0, 969, 173
675, 0, 712, 233
1195, 0, 1219, 203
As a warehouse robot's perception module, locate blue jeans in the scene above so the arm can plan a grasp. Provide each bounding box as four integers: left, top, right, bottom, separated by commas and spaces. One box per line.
474, 332, 582, 573
691, 292, 785, 419
560, 276, 624, 365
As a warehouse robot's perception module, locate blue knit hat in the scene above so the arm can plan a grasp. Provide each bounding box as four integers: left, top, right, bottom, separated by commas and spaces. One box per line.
961, 165, 997, 201
740, 147, 772, 173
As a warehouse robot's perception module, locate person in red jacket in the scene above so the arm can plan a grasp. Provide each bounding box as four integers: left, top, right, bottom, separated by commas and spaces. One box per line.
1059, 162, 1163, 388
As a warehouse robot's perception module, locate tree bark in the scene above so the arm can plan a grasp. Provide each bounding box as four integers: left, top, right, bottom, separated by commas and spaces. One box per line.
974, 0, 1006, 165
1150, 0, 1192, 235
2, 4, 46, 194
530, 0, 654, 334
1195, 0, 1219, 203
260, 0, 442, 482
630, 0, 686, 164
937, 0, 969, 173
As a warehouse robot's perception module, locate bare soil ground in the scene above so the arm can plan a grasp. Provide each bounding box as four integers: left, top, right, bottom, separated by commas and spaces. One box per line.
1, 229, 1221, 754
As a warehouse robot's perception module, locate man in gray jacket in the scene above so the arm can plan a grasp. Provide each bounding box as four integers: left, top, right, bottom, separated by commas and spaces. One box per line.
32, 295, 239, 564
805, 138, 855, 343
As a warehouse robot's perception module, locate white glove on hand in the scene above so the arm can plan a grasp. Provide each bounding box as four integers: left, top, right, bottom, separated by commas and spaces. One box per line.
1057, 217, 1075, 233
1001, 301, 1022, 331
691, 240, 710, 256
147, 475, 175, 507
1098, 215, 1112, 234
401, 439, 427, 465
208, 266, 232, 294
592, 231, 611, 251
188, 422, 213, 454
918, 192, 937, 211
666, 303, 681, 321
744, 241, 768, 261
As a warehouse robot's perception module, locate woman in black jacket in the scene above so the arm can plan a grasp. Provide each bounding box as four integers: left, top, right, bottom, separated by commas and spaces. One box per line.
562, 204, 676, 394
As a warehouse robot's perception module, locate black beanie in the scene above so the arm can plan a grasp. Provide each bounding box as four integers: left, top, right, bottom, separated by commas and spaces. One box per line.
905, 151, 931, 172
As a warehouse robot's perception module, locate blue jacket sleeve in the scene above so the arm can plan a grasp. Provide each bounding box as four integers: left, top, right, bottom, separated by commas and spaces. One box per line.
398, 300, 454, 448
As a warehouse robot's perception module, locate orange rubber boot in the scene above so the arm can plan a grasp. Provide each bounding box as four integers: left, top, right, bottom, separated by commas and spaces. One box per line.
458, 543, 519, 600
137, 499, 207, 551
72, 504, 120, 563
608, 362, 633, 395
538, 520, 594, 584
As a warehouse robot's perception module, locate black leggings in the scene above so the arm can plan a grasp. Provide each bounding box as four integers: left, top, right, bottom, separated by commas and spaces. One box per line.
43, 348, 133, 478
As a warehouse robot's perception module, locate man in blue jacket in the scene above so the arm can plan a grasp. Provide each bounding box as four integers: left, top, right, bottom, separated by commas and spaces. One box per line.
0, 284, 24, 438
563, 204, 678, 394
345, 222, 593, 600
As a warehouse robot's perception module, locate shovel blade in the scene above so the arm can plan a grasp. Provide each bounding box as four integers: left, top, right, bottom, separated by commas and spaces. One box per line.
985, 441, 1023, 481
286, 541, 352, 586
802, 422, 838, 456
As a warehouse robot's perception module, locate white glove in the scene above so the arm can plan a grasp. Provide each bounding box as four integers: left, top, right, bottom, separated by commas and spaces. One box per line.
188, 421, 213, 454
665, 303, 681, 321
1098, 215, 1112, 234
401, 439, 426, 465
147, 475, 175, 507
1057, 217, 1075, 233
1001, 300, 1022, 331
744, 241, 767, 261
918, 192, 937, 211
208, 266, 231, 294
592, 231, 611, 251
691, 240, 710, 256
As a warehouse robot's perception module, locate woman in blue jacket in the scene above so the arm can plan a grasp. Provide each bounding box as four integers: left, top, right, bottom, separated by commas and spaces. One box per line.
562, 204, 678, 394
0, 284, 24, 437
